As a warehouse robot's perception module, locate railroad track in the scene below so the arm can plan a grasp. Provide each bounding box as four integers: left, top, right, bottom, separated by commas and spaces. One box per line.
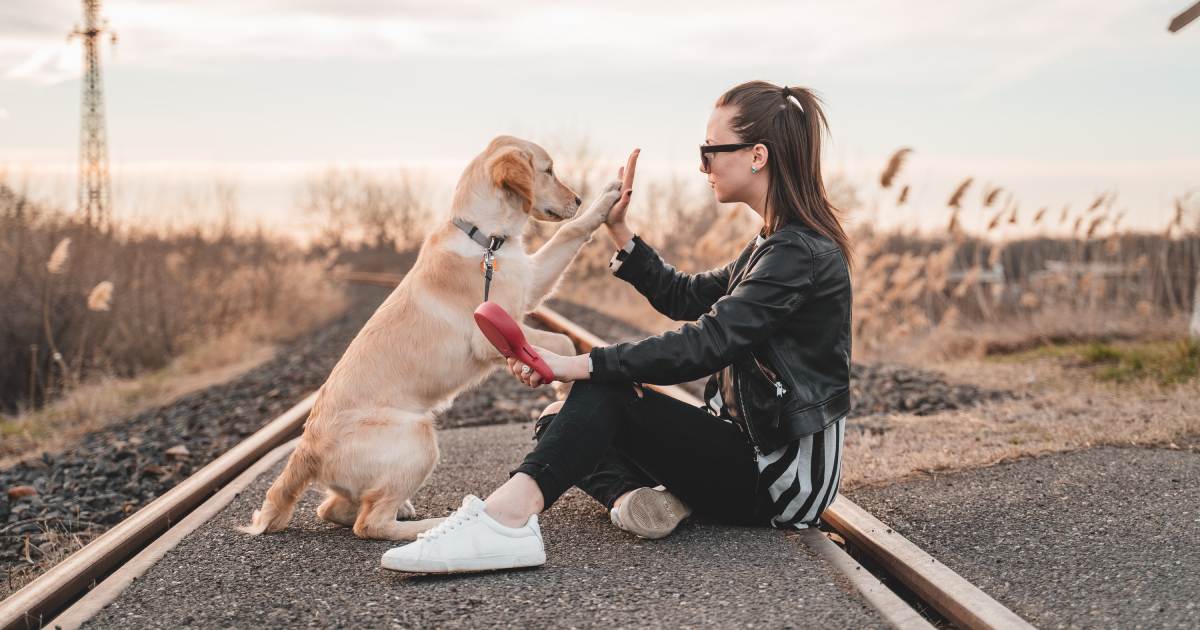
0, 272, 1033, 629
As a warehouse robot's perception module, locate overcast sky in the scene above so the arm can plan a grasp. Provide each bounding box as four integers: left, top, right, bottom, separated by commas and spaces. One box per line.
1, 0, 1197, 234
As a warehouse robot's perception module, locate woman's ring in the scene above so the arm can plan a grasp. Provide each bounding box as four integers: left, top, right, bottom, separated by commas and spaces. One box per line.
521, 365, 531, 375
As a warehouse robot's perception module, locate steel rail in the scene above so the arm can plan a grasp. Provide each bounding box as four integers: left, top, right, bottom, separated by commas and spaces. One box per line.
0, 393, 317, 630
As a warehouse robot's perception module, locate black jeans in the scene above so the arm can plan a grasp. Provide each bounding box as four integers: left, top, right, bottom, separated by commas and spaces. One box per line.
511, 380, 769, 525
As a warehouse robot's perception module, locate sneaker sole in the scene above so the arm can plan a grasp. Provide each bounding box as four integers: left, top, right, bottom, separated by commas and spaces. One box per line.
618, 487, 692, 540
380, 551, 546, 574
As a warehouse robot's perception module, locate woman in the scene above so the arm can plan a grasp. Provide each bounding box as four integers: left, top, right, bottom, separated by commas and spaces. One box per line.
382, 80, 853, 574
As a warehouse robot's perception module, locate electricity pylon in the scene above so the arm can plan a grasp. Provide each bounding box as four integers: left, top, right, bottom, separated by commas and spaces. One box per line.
70, 0, 117, 228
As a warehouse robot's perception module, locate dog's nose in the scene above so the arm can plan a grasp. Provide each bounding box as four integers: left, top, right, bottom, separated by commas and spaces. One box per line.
574, 195, 582, 206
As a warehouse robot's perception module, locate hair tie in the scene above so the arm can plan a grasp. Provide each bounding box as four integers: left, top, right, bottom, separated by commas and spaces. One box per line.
781, 85, 804, 115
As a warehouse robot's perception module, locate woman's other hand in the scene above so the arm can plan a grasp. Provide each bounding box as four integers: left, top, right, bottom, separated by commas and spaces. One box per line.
605, 148, 640, 248
505, 347, 590, 387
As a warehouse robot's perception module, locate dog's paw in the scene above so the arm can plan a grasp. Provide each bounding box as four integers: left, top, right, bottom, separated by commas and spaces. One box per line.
236, 510, 268, 535
397, 500, 417, 520
574, 181, 622, 230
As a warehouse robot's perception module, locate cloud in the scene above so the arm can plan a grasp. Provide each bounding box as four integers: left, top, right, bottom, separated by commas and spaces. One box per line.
4, 43, 82, 85
0, 1, 1025, 75
0, 2, 76, 38
955, 0, 1138, 101
0, 107, 9, 119
0, 0, 1173, 99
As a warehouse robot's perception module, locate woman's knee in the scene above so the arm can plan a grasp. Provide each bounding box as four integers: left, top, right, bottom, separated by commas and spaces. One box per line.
539, 400, 565, 418
532, 381, 636, 441
533, 400, 565, 441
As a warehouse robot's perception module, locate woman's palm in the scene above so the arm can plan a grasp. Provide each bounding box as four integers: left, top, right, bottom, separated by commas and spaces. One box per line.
607, 149, 640, 227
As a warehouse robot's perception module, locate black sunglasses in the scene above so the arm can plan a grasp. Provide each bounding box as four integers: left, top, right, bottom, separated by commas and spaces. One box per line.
699, 141, 769, 173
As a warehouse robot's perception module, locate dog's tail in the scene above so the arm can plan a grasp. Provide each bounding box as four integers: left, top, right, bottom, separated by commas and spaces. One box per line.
238, 443, 319, 535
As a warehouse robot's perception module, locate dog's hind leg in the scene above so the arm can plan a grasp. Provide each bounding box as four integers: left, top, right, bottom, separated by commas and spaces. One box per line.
353, 493, 444, 540
238, 442, 320, 535
316, 492, 358, 528
350, 416, 440, 540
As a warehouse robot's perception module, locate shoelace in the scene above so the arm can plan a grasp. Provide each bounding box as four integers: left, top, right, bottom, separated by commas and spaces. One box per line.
417, 506, 477, 541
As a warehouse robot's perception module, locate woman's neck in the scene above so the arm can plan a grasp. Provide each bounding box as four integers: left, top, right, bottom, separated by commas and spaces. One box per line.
745, 195, 769, 230
742, 185, 769, 222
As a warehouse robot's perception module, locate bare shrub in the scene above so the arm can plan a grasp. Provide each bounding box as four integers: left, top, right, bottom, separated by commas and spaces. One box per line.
0, 176, 346, 413
301, 167, 430, 252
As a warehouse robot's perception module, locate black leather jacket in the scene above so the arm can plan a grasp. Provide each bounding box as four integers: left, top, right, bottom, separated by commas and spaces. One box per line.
588, 222, 852, 454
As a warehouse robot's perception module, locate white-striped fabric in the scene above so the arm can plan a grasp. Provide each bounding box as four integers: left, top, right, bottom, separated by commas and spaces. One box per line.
705, 388, 846, 529
756, 416, 846, 529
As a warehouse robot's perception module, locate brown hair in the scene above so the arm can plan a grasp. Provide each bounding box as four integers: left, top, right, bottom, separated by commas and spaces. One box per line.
715, 81, 852, 269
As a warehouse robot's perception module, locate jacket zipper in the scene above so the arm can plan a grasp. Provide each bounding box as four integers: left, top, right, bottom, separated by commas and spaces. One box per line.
752, 353, 788, 400
728, 239, 786, 456
734, 370, 765, 457
766, 345, 804, 401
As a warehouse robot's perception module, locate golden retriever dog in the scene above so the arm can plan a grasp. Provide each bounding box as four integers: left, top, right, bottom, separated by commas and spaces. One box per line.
240, 136, 621, 540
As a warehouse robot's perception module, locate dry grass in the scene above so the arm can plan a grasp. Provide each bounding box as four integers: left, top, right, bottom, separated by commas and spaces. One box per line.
0, 332, 277, 465
893, 308, 1188, 361
555, 276, 1200, 490
1, 175, 348, 415
840, 351, 1200, 490
1, 525, 97, 599
544, 147, 1197, 363
880, 148, 912, 189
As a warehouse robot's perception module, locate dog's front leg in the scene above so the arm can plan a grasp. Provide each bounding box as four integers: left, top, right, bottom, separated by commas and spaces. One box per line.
469, 327, 507, 364
526, 182, 622, 305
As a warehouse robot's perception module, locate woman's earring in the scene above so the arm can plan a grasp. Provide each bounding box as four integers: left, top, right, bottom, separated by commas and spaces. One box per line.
751, 166, 758, 173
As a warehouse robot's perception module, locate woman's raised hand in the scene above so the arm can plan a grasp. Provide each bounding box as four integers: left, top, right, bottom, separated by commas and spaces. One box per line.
606, 148, 640, 230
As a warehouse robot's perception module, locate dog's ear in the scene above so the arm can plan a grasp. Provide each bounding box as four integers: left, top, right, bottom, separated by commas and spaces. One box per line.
487, 147, 534, 211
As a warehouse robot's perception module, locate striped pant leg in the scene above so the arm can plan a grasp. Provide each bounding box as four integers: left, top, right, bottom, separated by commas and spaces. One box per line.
759, 415, 847, 529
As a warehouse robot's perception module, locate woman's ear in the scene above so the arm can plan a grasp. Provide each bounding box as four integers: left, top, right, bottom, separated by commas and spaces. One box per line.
487, 147, 534, 211
753, 143, 770, 170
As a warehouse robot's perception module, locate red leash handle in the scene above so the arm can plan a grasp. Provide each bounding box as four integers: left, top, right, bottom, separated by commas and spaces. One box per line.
473, 302, 556, 383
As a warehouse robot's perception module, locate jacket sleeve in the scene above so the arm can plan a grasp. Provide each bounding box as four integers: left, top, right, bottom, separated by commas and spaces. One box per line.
612, 235, 738, 322
589, 237, 814, 385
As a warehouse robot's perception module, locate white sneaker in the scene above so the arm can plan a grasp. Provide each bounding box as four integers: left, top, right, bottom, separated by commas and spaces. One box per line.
380, 495, 546, 573
609, 486, 692, 540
